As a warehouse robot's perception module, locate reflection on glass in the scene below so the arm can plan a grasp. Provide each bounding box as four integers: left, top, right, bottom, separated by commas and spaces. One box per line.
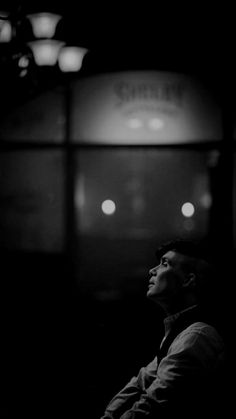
74, 149, 212, 298
0, 151, 64, 252
75, 149, 211, 240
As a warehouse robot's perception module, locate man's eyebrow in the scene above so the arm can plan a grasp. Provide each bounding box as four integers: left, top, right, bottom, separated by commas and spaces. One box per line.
160, 256, 169, 263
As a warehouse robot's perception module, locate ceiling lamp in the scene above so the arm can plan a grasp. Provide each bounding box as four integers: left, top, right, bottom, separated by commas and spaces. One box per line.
58, 46, 88, 72
0, 11, 12, 43
28, 39, 65, 66
26, 12, 62, 39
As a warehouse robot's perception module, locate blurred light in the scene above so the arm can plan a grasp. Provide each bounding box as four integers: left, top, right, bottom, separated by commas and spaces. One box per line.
183, 218, 195, 231
207, 149, 220, 168
27, 12, 62, 39
101, 199, 116, 215
200, 192, 212, 208
58, 46, 88, 72
19, 69, 28, 77
127, 118, 143, 129
148, 118, 164, 130
75, 176, 85, 209
18, 55, 30, 68
28, 39, 64, 66
0, 16, 12, 43
181, 202, 195, 217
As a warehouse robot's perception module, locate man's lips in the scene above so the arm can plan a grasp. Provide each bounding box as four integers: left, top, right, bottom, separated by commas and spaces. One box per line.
149, 276, 156, 285
148, 280, 155, 287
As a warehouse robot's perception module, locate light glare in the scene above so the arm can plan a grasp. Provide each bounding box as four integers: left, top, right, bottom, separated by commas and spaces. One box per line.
148, 118, 164, 130
101, 199, 116, 215
18, 56, 30, 68
200, 193, 212, 208
181, 202, 195, 217
127, 118, 143, 129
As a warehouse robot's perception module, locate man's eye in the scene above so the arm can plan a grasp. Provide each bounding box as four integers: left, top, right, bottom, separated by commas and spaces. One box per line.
161, 259, 168, 266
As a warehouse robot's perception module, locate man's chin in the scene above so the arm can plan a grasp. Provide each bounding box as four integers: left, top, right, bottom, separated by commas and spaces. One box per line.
146, 289, 156, 300
146, 290, 163, 303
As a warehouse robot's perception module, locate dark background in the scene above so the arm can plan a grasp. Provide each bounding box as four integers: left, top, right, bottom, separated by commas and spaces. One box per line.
1, 2, 235, 418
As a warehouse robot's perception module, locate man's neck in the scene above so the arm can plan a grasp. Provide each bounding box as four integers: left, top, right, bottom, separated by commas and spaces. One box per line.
162, 295, 198, 317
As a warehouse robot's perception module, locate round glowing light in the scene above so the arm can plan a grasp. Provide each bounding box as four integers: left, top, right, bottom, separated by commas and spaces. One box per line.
181, 202, 195, 217
127, 118, 143, 129
148, 118, 164, 130
101, 199, 116, 215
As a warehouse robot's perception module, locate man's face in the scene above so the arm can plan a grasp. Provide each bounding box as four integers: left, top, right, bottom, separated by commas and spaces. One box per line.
147, 250, 188, 305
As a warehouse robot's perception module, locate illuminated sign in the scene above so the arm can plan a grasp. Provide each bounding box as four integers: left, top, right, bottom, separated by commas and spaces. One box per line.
114, 80, 185, 106
0, 70, 223, 144
71, 71, 222, 144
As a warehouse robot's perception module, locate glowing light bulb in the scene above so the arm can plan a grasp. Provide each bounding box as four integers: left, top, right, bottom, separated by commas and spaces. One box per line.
58, 46, 88, 72
28, 39, 64, 66
127, 118, 143, 129
101, 199, 116, 215
181, 202, 195, 217
27, 12, 62, 39
148, 118, 164, 130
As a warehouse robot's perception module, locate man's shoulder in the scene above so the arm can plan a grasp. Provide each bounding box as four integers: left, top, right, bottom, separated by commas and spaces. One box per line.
184, 320, 217, 331
183, 321, 222, 337
172, 321, 225, 354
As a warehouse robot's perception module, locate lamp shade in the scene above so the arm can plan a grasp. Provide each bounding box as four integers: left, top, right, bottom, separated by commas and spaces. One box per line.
28, 39, 65, 66
27, 12, 62, 39
58, 46, 88, 72
0, 15, 12, 42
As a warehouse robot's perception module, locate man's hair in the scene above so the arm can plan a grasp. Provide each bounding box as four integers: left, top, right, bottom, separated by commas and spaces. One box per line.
155, 239, 217, 301
155, 239, 212, 264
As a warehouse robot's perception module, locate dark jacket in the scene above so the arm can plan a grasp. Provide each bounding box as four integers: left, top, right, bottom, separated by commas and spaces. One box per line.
101, 305, 228, 419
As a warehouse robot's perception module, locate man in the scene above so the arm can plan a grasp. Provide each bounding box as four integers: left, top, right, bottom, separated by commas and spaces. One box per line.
100, 239, 228, 418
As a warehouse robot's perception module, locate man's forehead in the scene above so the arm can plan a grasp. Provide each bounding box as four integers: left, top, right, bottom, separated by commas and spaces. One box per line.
160, 250, 189, 263
161, 250, 181, 260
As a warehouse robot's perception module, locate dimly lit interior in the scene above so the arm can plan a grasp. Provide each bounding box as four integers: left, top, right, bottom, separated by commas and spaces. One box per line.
1, 3, 235, 417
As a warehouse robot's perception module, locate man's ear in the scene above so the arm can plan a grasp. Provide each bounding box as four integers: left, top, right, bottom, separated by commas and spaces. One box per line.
182, 272, 196, 289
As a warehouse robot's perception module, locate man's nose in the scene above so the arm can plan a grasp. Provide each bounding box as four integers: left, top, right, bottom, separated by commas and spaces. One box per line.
149, 266, 158, 276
